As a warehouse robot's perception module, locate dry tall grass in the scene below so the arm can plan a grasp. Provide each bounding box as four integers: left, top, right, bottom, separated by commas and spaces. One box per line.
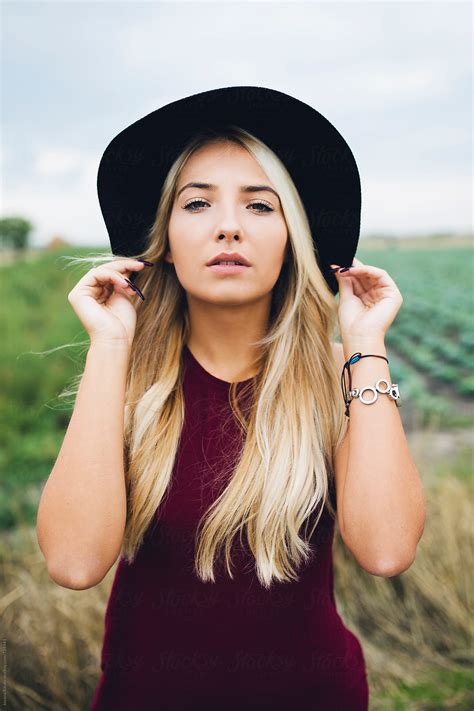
1, 460, 472, 710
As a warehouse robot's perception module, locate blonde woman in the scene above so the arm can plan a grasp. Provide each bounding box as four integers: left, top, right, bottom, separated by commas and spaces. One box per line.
37, 87, 426, 710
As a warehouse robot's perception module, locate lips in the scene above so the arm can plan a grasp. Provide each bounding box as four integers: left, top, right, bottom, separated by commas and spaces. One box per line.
207, 263, 250, 274
210, 260, 245, 266
206, 252, 251, 267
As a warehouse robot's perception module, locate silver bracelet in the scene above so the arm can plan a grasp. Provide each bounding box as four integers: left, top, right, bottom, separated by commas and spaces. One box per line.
347, 378, 401, 407
341, 352, 402, 418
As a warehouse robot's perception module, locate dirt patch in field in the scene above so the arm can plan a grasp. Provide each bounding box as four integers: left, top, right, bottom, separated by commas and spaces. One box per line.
406, 426, 473, 481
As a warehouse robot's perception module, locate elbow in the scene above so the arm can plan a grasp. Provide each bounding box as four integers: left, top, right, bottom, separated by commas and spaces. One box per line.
45, 557, 108, 590
46, 563, 101, 590
341, 530, 420, 578
363, 551, 417, 578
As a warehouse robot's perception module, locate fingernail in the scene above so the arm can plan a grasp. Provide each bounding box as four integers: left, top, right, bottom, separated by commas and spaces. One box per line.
328, 266, 341, 273
124, 278, 145, 300
339, 267, 352, 273
137, 259, 155, 266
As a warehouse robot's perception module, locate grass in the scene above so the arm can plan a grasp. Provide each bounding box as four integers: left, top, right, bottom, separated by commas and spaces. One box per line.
1, 466, 472, 709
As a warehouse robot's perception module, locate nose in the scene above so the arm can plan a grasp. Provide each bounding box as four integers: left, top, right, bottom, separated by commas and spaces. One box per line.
218, 231, 241, 242
216, 220, 242, 243
214, 202, 244, 242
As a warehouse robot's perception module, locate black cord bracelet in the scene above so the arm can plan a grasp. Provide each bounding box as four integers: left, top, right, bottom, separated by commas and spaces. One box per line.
341, 352, 392, 418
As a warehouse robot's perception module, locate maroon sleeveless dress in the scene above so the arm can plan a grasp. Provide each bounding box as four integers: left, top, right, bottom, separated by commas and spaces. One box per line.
89, 345, 369, 710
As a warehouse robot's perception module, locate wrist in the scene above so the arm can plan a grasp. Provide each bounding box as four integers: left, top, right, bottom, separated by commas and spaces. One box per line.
342, 335, 386, 361
89, 339, 132, 357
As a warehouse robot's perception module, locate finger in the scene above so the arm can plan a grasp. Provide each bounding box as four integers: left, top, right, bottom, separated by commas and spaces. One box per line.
341, 259, 390, 281
97, 283, 114, 304
107, 258, 148, 275
332, 265, 368, 298
85, 258, 147, 283
331, 260, 390, 295
339, 263, 396, 293
332, 265, 355, 297
338, 271, 354, 297
94, 266, 133, 284
80, 266, 134, 294
113, 257, 148, 267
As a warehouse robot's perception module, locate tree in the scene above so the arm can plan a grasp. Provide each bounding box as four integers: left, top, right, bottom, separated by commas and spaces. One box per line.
0, 217, 34, 252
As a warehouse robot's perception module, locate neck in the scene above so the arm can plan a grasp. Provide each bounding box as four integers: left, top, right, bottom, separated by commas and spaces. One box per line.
185, 295, 270, 382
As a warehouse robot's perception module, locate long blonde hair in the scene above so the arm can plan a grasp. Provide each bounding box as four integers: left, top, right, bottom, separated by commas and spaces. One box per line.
56, 125, 347, 589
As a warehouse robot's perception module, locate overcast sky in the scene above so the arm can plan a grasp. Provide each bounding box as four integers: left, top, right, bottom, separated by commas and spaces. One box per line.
1, 1, 472, 248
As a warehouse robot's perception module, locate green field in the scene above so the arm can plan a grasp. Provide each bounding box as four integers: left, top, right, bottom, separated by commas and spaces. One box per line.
361, 243, 474, 426
1, 242, 472, 531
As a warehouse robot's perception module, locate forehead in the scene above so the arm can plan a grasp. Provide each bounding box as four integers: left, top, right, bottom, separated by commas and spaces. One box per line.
180, 141, 266, 179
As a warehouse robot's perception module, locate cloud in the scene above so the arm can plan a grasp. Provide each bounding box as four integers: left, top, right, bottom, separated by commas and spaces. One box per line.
33, 147, 89, 178
1, 1, 471, 244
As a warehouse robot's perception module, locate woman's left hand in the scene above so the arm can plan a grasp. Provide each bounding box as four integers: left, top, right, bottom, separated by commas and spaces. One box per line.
330, 257, 404, 340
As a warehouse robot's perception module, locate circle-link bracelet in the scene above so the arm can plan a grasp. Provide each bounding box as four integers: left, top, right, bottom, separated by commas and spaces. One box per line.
341, 352, 401, 417
348, 378, 401, 406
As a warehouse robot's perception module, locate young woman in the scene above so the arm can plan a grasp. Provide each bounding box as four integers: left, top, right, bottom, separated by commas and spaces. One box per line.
37, 87, 426, 710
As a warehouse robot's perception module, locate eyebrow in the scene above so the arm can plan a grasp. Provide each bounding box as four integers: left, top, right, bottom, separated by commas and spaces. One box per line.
176, 181, 280, 201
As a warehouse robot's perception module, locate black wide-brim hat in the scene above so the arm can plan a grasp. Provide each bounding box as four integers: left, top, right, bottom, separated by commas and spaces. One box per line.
97, 85, 361, 295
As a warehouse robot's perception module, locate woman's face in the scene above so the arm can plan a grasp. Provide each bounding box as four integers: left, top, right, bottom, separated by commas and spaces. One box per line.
166, 142, 289, 308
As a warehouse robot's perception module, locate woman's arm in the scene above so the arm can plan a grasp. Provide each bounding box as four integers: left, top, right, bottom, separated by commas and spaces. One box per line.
36, 342, 130, 590
332, 339, 427, 577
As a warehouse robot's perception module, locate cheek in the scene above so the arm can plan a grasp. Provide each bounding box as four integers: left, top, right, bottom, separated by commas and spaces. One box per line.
261, 219, 288, 252
167, 209, 193, 246
167, 223, 203, 264
250, 259, 285, 292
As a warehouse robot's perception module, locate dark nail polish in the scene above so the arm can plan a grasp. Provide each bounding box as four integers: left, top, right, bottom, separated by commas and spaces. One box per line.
137, 259, 155, 266
339, 267, 352, 272
124, 278, 145, 300
328, 267, 341, 273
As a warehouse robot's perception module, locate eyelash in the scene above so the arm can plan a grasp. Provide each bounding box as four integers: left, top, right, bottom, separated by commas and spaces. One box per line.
183, 198, 274, 213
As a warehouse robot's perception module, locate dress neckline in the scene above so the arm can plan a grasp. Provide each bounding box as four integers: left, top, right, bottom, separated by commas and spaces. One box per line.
183, 344, 255, 390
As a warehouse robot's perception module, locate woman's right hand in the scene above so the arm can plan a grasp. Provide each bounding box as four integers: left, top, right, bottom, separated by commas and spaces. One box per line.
67, 258, 150, 351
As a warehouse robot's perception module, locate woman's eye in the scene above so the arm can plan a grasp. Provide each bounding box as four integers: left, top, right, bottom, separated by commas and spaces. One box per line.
248, 202, 273, 212
183, 199, 273, 212
183, 199, 209, 210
